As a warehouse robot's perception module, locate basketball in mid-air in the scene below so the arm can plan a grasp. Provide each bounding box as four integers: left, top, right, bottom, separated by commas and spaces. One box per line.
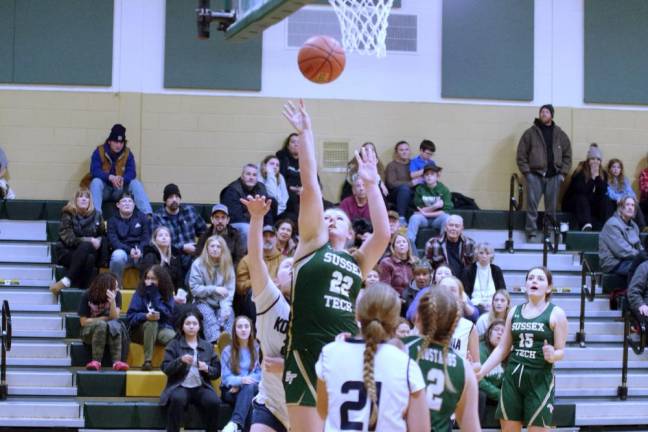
298, 35, 346, 84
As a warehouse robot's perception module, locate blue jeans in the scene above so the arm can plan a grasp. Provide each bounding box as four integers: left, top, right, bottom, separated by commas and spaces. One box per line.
392, 184, 413, 218
89, 178, 152, 215
109, 249, 139, 281
230, 222, 250, 247
223, 383, 258, 427
407, 212, 449, 254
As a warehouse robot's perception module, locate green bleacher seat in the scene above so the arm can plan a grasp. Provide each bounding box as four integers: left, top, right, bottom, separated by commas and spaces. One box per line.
3, 200, 44, 220
602, 273, 627, 295
43, 200, 67, 220
47, 220, 60, 241
582, 251, 599, 272
77, 371, 126, 397
61, 289, 84, 313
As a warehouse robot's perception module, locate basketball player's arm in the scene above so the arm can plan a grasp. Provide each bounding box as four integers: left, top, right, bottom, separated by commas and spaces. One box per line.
546, 306, 568, 363
477, 307, 514, 380
468, 326, 481, 370
455, 362, 482, 432
282, 100, 327, 260
406, 389, 431, 431
356, 149, 391, 276
316, 378, 329, 420
240, 195, 272, 297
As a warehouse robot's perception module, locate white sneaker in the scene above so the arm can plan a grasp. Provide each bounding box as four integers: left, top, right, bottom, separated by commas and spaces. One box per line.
221, 421, 240, 432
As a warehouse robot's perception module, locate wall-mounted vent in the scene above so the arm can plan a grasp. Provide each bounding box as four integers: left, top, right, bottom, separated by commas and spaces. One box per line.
287, 9, 417, 53
322, 141, 349, 171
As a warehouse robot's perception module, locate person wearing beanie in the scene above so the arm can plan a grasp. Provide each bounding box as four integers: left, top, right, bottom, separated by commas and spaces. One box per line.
516, 104, 572, 240
87, 124, 153, 216
562, 143, 608, 231
152, 183, 207, 275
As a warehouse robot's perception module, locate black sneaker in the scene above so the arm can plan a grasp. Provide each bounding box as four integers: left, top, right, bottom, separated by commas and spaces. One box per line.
142, 361, 153, 371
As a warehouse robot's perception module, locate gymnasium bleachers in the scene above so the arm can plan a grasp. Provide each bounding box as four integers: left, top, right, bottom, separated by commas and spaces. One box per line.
0, 198, 645, 429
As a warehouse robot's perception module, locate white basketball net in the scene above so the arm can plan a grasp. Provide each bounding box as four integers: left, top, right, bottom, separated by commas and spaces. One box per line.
328, 0, 395, 58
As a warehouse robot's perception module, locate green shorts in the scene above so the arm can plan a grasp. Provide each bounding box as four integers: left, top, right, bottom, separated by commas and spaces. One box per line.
496, 362, 555, 427
283, 347, 319, 407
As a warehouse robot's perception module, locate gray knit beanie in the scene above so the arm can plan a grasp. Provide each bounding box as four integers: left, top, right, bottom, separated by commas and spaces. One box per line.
586, 143, 602, 160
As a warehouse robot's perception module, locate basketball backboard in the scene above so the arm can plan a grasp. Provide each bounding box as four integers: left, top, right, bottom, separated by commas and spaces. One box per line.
227, 0, 319, 40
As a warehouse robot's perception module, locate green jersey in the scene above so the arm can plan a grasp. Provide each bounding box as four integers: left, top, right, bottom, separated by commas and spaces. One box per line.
404, 337, 465, 432
286, 243, 362, 352
510, 303, 555, 369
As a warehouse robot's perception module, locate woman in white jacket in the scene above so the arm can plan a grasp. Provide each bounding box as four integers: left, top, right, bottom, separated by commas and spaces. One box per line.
258, 155, 289, 218
188, 235, 235, 342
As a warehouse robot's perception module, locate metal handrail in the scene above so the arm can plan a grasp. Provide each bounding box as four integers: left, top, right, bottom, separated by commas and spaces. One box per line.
541, 213, 560, 267
575, 255, 599, 348
505, 174, 524, 253
618, 299, 646, 400
1, 300, 11, 400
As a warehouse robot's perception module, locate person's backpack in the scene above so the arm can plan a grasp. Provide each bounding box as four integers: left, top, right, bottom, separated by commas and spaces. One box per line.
451, 192, 480, 210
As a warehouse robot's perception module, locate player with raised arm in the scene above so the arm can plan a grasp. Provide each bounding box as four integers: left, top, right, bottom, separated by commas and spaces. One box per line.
281, 100, 391, 431
240, 195, 293, 432
403, 285, 481, 432
315, 282, 430, 432
478, 266, 568, 432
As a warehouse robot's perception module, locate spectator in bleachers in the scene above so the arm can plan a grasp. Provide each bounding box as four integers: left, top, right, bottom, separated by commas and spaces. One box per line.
364, 267, 380, 289
0, 145, 15, 199
425, 214, 475, 278
78, 272, 129, 371
141, 226, 185, 294
352, 218, 373, 249
562, 143, 608, 231
152, 183, 207, 275
50, 188, 105, 294
478, 319, 506, 424
220, 315, 261, 432
639, 157, 648, 224
160, 309, 221, 432
276, 132, 301, 222
107, 192, 150, 283
235, 225, 285, 320
196, 204, 245, 267
387, 210, 401, 237
401, 261, 432, 317
385, 140, 413, 224
258, 155, 289, 220
339, 175, 370, 222
628, 260, 648, 327
475, 289, 511, 338
340, 142, 388, 201
378, 233, 418, 297
516, 104, 572, 240
188, 235, 235, 342
220, 164, 271, 246
461, 242, 506, 314
608, 158, 646, 228
87, 124, 152, 216
127, 265, 176, 371
407, 163, 452, 253
275, 218, 297, 257
395, 317, 412, 338
409, 139, 436, 187
600, 195, 647, 282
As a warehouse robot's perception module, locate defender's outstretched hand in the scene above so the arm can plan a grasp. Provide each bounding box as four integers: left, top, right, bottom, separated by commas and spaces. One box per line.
240, 195, 272, 218
282, 99, 312, 133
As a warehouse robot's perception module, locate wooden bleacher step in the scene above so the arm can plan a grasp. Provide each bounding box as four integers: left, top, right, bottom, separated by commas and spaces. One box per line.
0, 264, 53, 286
464, 228, 566, 251
0, 400, 83, 428
12, 312, 65, 338
575, 400, 648, 426
0, 220, 47, 241
7, 369, 76, 396
494, 251, 580, 271
0, 242, 51, 264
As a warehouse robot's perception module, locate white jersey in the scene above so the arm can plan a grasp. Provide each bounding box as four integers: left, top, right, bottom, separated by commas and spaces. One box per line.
316, 339, 425, 432
450, 317, 473, 359
252, 279, 290, 429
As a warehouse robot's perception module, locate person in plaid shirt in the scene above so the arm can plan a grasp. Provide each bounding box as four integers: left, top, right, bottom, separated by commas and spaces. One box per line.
152, 183, 207, 275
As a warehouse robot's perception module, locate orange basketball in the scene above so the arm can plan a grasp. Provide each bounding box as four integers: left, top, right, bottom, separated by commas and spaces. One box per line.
298, 35, 346, 84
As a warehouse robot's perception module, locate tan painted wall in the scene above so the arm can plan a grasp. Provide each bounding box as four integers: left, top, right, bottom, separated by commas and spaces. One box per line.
1, 90, 646, 208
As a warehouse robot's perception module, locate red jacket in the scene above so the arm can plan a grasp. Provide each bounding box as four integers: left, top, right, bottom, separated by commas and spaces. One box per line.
378, 256, 414, 296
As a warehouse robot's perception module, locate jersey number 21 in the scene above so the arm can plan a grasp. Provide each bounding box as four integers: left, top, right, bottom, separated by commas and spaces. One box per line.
340, 380, 383, 431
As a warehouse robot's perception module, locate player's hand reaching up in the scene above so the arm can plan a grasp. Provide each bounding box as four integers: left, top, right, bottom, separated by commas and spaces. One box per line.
241, 195, 272, 217
542, 339, 556, 363
282, 99, 311, 134
355, 146, 380, 186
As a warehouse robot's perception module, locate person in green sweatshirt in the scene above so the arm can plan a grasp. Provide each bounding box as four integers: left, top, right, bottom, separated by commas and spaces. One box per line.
479, 319, 506, 424
406, 163, 453, 254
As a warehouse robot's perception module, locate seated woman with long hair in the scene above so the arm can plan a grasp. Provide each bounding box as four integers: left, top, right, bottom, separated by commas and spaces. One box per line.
188, 235, 235, 342
476, 289, 511, 338
160, 309, 222, 432
79, 272, 129, 371
141, 226, 187, 302
127, 265, 176, 370
51, 187, 104, 294
220, 315, 262, 432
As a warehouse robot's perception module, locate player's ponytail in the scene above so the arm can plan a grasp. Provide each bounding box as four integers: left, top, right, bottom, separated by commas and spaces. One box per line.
417, 286, 462, 393
356, 283, 400, 429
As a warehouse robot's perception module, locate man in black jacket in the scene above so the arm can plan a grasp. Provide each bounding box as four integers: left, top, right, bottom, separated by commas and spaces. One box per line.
220, 164, 271, 246
108, 192, 150, 283
196, 204, 246, 267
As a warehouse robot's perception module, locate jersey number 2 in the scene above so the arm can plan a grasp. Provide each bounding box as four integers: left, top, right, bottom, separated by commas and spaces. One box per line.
330, 270, 353, 297
340, 380, 382, 431
426, 368, 445, 411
